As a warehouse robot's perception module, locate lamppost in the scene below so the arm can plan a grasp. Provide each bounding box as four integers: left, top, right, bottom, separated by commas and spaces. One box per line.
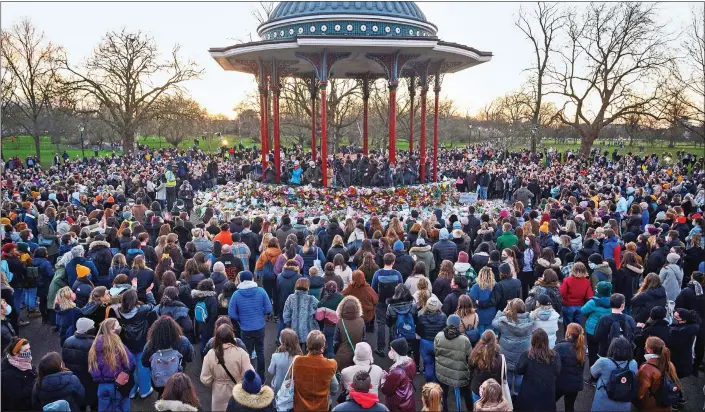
468, 124, 473, 146
79, 124, 85, 159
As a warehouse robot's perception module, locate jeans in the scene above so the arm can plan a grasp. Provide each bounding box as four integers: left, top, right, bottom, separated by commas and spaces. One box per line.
277, 318, 286, 344
420, 338, 436, 382
242, 327, 265, 378
472, 391, 481, 405
130, 352, 152, 397
556, 389, 578, 411
375, 304, 388, 351
323, 324, 336, 359
97, 383, 129, 412
478, 186, 488, 200
13, 288, 24, 314
261, 274, 276, 315
506, 370, 523, 396
439, 383, 473, 412
24, 287, 37, 311
562, 306, 583, 326
587, 333, 599, 367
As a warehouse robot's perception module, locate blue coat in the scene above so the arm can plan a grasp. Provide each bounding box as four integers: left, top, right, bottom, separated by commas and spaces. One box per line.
602, 236, 619, 261
290, 167, 303, 184
32, 256, 55, 293
228, 281, 272, 332
32, 370, 85, 412
581, 296, 611, 335
469, 284, 496, 326
66, 257, 98, 286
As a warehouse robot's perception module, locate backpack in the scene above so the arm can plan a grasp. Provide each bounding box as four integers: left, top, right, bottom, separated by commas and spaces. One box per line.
393, 310, 416, 340
607, 316, 635, 347
25, 266, 40, 286
195, 301, 208, 323
462, 320, 481, 344
605, 359, 637, 402
150, 349, 183, 388
651, 369, 682, 407
256, 261, 275, 281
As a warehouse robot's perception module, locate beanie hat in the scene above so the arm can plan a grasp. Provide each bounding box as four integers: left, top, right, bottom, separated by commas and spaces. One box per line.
667, 253, 680, 264
213, 262, 225, 273
537, 294, 551, 306
416, 238, 426, 246
588, 253, 603, 265
439, 228, 450, 240
455, 251, 469, 264
390, 338, 408, 356
16, 242, 29, 253
240, 370, 262, 395
239, 270, 253, 282
75, 317, 95, 334
596, 281, 612, 297
76, 264, 91, 278
393, 240, 404, 251
353, 342, 373, 365
499, 262, 511, 274
647, 226, 660, 235
539, 222, 549, 233
650, 306, 667, 321
425, 296, 442, 312
453, 221, 461, 230
1, 244, 16, 254
446, 314, 461, 328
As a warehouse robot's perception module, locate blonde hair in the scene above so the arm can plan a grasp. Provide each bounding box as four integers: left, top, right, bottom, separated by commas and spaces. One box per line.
55, 286, 76, 311
570, 262, 589, 278
88, 318, 130, 375
477, 267, 496, 290
132, 255, 146, 270
332, 234, 344, 247
477, 379, 504, 409
416, 277, 431, 310
504, 298, 525, 323
421, 382, 443, 412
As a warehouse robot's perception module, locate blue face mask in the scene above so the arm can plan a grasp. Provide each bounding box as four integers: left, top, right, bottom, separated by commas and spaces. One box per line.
4, 305, 11, 316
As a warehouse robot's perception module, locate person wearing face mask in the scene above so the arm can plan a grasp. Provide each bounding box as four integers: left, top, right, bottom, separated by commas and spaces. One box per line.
0, 298, 16, 351
379, 338, 416, 412
1, 337, 37, 411
669, 309, 701, 379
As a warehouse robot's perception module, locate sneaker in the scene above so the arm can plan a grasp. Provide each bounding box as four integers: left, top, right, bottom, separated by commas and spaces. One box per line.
18, 319, 30, 326
140, 388, 154, 399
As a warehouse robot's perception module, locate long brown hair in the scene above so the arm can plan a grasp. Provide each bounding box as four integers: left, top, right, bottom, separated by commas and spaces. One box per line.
416, 277, 431, 310
421, 382, 443, 412
565, 323, 586, 365
213, 324, 237, 364
35, 352, 66, 394
438, 260, 454, 280
645, 336, 682, 388
161, 372, 201, 409
636, 273, 661, 295
455, 294, 476, 318
276, 328, 303, 358
528, 328, 555, 364
470, 330, 501, 371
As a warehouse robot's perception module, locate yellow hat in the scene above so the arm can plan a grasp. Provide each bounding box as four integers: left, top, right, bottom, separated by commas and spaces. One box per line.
76, 264, 90, 278
0, 218, 10, 226
539, 222, 549, 234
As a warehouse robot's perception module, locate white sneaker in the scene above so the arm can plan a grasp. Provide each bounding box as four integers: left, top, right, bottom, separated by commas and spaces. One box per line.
140, 388, 154, 399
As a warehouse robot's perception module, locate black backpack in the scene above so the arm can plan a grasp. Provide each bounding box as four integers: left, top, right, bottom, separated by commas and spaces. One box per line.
605, 359, 637, 402
649, 366, 682, 407
607, 316, 634, 347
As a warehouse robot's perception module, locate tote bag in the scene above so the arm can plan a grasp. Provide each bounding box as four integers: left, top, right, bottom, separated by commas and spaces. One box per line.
276, 355, 299, 411
500, 354, 514, 410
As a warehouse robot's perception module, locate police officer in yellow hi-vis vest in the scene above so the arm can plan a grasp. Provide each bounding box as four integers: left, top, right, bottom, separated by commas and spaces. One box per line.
164, 165, 177, 210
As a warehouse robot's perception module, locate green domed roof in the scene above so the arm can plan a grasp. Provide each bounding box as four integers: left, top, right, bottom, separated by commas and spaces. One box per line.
267, 2, 428, 24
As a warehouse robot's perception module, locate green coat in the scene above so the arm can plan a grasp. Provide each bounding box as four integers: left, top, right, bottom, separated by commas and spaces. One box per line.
47, 266, 67, 310
496, 231, 518, 251
409, 245, 435, 277
434, 328, 472, 387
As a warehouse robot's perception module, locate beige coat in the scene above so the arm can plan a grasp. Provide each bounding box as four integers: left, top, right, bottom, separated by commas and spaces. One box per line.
200, 344, 253, 411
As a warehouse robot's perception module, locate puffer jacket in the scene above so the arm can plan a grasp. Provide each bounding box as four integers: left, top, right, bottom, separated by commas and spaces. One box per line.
88, 336, 135, 383
392, 251, 415, 280
491, 311, 534, 370
61, 332, 96, 408
379, 360, 416, 412
115, 292, 156, 354
385, 298, 417, 329
153, 300, 194, 336
531, 307, 560, 348
631, 286, 668, 323
553, 338, 584, 393
581, 296, 611, 335
409, 245, 435, 277
471, 251, 490, 273
434, 326, 472, 387
590, 262, 613, 287
87, 241, 113, 287
534, 257, 562, 279
341, 271, 379, 323
32, 370, 85, 412
525, 284, 562, 314
283, 290, 319, 343
569, 233, 583, 254
658, 263, 684, 302
417, 311, 447, 341
432, 239, 457, 265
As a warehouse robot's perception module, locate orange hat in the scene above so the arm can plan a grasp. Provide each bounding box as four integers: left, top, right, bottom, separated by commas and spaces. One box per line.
96, 195, 103, 202
540, 222, 549, 233
76, 264, 91, 278
107, 196, 115, 203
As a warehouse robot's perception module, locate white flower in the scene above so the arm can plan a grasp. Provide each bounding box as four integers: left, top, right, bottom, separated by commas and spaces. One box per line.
395, 27, 401, 34
372, 25, 378, 32
289, 28, 294, 35
385, 26, 391, 33
298, 27, 304, 34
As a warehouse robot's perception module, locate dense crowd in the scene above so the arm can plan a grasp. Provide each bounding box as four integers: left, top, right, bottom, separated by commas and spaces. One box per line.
0, 143, 704, 412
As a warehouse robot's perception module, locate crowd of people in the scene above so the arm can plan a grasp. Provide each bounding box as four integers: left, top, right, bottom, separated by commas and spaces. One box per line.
0, 142, 704, 411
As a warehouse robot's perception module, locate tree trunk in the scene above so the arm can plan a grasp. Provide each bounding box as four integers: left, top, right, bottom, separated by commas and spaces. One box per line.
579, 131, 598, 158
123, 131, 134, 153
33, 134, 41, 162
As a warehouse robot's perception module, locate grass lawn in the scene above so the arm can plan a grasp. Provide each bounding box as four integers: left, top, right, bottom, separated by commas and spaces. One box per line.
3, 135, 702, 168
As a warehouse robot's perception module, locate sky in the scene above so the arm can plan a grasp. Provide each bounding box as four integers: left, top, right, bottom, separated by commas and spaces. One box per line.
1, 1, 696, 119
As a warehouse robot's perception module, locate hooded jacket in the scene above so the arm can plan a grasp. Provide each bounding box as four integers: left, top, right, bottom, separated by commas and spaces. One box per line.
153, 300, 194, 336
658, 263, 684, 302
226, 384, 276, 412
62, 332, 96, 407
434, 326, 472, 387
87, 241, 113, 286
409, 245, 434, 277
283, 290, 319, 344
335, 296, 365, 371
255, 247, 281, 272
115, 293, 156, 353
531, 307, 560, 347
341, 271, 379, 323
32, 370, 85, 412
417, 311, 447, 341
275, 268, 302, 315
581, 296, 612, 335
192, 289, 218, 341
631, 286, 668, 324
491, 311, 534, 370
534, 257, 562, 279
602, 236, 621, 263
392, 251, 415, 280
228, 281, 272, 332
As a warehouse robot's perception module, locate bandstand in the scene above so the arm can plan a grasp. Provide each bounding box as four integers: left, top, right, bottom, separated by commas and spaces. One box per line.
210, 1, 492, 187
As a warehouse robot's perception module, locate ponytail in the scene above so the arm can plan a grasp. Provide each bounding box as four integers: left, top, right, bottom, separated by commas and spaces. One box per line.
646, 336, 682, 389
566, 323, 586, 365
421, 382, 443, 412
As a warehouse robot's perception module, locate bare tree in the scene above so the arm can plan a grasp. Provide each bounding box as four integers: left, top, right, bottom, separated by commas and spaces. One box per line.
1, 18, 62, 160
149, 94, 206, 147
61, 29, 202, 153
549, 3, 675, 157
676, 4, 705, 147
252, 2, 276, 25
516, 2, 566, 152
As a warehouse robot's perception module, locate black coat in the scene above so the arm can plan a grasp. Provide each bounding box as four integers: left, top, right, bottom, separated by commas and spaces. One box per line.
493, 278, 522, 311
1, 319, 16, 351
630, 286, 667, 323
669, 322, 700, 378
432, 240, 457, 267
684, 246, 705, 284
275, 269, 301, 315
130, 268, 155, 302
392, 251, 415, 280
417, 312, 447, 341
62, 332, 97, 408
514, 350, 561, 412
326, 245, 350, 264
441, 288, 467, 317
1, 358, 36, 411
553, 339, 584, 392
86, 242, 113, 286
191, 290, 218, 342
633, 319, 671, 364
32, 370, 85, 412
471, 253, 490, 273
675, 285, 705, 321
432, 277, 452, 304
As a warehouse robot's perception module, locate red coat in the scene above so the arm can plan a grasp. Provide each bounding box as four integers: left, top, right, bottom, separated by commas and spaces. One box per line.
560, 276, 594, 307
380, 360, 416, 412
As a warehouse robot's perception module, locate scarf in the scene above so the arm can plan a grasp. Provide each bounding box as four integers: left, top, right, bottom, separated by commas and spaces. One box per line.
688, 280, 703, 296
390, 354, 412, 370
349, 390, 380, 409
7, 355, 32, 371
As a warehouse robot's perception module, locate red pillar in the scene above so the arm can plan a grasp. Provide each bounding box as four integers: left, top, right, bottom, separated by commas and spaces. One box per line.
420, 87, 427, 183
311, 95, 317, 162
264, 85, 270, 160
272, 84, 281, 184
408, 79, 415, 153
320, 81, 328, 187
362, 81, 369, 156
433, 85, 440, 182
259, 86, 268, 181
388, 81, 398, 165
